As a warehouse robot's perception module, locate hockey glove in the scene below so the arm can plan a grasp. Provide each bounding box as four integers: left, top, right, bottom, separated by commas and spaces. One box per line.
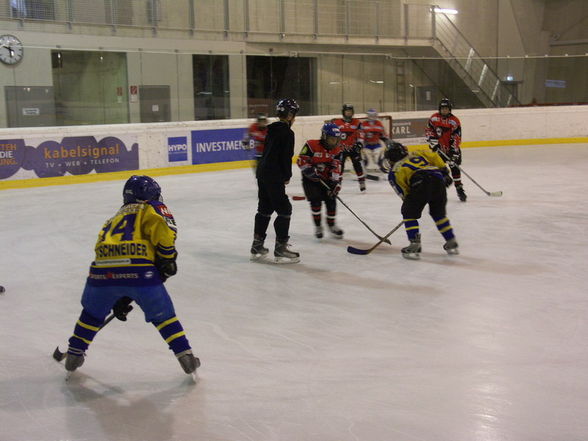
301, 166, 320, 182
353, 142, 363, 154
441, 168, 453, 187
448, 147, 460, 163
156, 257, 177, 282
113, 296, 134, 321
327, 181, 342, 198
428, 138, 440, 152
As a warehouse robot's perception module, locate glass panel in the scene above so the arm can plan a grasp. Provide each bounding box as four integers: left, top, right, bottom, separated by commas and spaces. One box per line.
246, 55, 316, 117
193, 54, 230, 120
52, 50, 129, 125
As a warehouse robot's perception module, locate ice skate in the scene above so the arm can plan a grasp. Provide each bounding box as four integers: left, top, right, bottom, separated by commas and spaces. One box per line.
274, 240, 300, 264
443, 237, 459, 255
328, 224, 344, 239
456, 185, 467, 202
250, 235, 269, 261
314, 225, 324, 239
65, 348, 85, 378
359, 180, 366, 192
401, 234, 421, 260
176, 349, 200, 375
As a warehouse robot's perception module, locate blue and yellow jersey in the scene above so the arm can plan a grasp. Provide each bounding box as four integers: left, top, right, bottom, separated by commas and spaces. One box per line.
87, 201, 177, 286
388, 149, 447, 198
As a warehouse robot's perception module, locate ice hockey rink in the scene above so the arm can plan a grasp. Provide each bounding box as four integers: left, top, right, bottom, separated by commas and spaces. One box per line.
1, 142, 587, 441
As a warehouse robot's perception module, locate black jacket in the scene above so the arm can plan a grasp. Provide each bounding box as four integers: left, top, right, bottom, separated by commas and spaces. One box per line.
256, 120, 295, 182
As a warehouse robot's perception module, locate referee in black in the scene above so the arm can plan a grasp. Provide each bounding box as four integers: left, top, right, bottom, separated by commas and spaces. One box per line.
250, 98, 300, 263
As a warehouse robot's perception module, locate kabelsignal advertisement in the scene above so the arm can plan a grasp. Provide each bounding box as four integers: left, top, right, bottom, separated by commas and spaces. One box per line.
0, 135, 138, 180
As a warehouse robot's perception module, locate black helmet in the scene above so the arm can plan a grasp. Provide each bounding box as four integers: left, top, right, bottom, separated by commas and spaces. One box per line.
342, 103, 354, 117
383, 142, 408, 164
276, 98, 300, 118
439, 98, 452, 113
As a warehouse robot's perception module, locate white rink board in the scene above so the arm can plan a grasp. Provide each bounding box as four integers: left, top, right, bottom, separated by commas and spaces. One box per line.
0, 105, 587, 183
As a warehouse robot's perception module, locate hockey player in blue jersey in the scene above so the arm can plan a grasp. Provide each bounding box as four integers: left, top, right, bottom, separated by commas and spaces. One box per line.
63, 175, 200, 377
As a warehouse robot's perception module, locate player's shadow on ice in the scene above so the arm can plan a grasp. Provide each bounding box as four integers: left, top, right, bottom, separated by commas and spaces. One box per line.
276, 262, 440, 295
417, 254, 544, 276
62, 373, 195, 441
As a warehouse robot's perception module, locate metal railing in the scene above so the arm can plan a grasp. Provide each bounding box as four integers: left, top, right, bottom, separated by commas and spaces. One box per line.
1, 0, 408, 38
432, 11, 519, 107
1, 1, 520, 107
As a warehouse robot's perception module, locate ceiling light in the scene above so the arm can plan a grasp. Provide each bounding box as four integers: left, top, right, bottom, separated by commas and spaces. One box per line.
433, 7, 458, 15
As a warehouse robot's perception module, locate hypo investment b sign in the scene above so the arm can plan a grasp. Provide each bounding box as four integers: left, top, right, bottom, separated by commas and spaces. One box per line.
191, 128, 248, 165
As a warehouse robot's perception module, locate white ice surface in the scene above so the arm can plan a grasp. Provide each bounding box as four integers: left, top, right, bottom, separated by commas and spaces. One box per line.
1, 144, 588, 441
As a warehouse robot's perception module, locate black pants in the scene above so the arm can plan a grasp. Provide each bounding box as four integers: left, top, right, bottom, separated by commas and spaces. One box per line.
341, 148, 365, 179
302, 179, 337, 226
254, 179, 292, 242
442, 148, 463, 187
401, 171, 447, 220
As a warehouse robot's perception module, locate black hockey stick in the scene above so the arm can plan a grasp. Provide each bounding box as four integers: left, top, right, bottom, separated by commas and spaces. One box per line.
437, 150, 503, 197
347, 221, 404, 255
53, 302, 133, 362
319, 179, 391, 244
365, 174, 380, 181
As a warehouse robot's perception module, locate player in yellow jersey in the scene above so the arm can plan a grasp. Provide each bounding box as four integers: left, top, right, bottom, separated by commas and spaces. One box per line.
383, 142, 459, 259
63, 175, 200, 377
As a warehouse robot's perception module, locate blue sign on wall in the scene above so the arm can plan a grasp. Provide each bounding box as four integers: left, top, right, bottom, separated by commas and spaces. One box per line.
191, 128, 248, 165
168, 136, 188, 162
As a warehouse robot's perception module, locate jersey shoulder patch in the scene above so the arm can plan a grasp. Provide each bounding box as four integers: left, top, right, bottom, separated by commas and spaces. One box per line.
148, 201, 177, 230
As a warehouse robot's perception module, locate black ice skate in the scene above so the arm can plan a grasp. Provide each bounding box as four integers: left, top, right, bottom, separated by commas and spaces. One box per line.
176, 349, 200, 374
456, 185, 467, 202
401, 234, 421, 260
328, 224, 344, 239
65, 347, 85, 374
443, 237, 459, 255
250, 235, 269, 261
359, 180, 366, 192
315, 225, 324, 239
274, 240, 300, 264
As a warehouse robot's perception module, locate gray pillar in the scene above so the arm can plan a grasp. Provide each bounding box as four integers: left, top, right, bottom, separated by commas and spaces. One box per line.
228, 54, 247, 119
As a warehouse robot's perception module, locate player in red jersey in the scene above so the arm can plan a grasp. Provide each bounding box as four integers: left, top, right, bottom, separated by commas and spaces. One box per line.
297, 122, 344, 239
360, 108, 389, 172
332, 104, 366, 192
243, 113, 269, 168
425, 98, 466, 201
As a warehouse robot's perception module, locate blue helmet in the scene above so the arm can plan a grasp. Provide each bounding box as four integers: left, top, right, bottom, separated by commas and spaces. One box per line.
321, 122, 341, 139
276, 98, 300, 118
321, 122, 341, 148
123, 175, 161, 204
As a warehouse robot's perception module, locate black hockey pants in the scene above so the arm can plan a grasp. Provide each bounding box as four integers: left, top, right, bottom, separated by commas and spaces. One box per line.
255, 179, 292, 242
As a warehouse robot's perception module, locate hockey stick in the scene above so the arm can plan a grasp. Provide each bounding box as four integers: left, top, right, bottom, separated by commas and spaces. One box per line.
291, 195, 306, 201
52, 302, 133, 362
365, 174, 380, 181
437, 150, 503, 197
319, 179, 391, 244
347, 220, 404, 255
